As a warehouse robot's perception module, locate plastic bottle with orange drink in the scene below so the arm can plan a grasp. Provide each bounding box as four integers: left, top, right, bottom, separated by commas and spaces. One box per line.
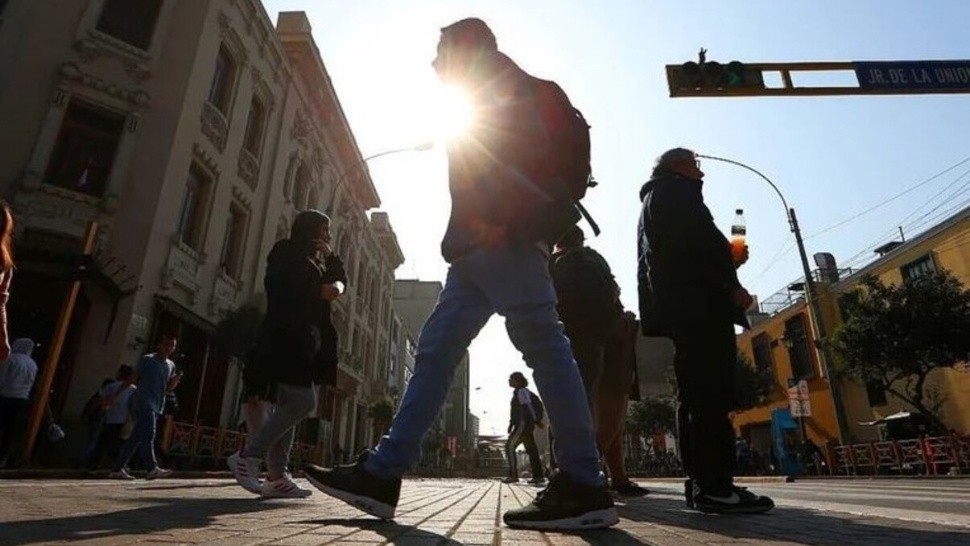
730, 209, 746, 264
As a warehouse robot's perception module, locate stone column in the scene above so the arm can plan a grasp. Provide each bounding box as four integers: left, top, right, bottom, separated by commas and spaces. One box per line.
21, 87, 70, 191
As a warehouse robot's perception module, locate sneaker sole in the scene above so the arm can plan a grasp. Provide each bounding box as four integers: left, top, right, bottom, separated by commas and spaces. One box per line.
305, 473, 395, 520
227, 455, 262, 494
504, 508, 619, 530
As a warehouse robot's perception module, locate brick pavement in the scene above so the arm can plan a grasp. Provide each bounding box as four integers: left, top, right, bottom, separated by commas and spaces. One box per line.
0, 478, 967, 546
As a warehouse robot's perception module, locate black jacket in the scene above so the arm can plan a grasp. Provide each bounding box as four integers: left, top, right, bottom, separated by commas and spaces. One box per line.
441, 52, 560, 262
637, 174, 747, 336
549, 246, 623, 338
251, 239, 347, 387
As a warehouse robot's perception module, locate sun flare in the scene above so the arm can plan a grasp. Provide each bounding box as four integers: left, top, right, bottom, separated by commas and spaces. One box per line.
428, 84, 475, 142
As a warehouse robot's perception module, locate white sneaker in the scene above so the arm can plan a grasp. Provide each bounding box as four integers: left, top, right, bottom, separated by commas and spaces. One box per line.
109, 469, 135, 480
228, 451, 262, 494
145, 467, 173, 480
261, 474, 312, 498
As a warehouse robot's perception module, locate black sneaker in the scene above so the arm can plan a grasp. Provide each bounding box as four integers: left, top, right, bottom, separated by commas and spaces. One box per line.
502, 476, 520, 483
303, 454, 401, 520
503, 472, 618, 530
685, 478, 694, 509
693, 485, 774, 514
611, 480, 649, 497
527, 476, 546, 486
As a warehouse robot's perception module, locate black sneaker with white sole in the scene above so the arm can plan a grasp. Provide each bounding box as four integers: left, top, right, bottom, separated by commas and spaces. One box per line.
303, 454, 401, 520
503, 472, 618, 530
693, 485, 774, 514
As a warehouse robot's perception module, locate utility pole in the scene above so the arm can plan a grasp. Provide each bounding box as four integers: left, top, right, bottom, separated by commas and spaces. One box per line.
697, 155, 849, 443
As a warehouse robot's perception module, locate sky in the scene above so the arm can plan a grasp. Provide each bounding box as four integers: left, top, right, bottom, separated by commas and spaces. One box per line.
262, 0, 970, 436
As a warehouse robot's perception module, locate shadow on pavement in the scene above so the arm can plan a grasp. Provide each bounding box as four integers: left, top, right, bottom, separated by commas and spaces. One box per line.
297, 516, 645, 545
0, 497, 277, 546
615, 494, 970, 546
296, 518, 464, 545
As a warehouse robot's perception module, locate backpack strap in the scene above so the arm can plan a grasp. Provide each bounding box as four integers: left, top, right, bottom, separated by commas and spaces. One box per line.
575, 200, 600, 236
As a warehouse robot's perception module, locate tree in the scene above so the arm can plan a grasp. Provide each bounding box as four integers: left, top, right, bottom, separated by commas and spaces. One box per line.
733, 351, 778, 412
626, 397, 676, 437
214, 302, 264, 360
832, 272, 970, 431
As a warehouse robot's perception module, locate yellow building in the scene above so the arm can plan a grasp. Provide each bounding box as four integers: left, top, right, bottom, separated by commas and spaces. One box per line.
733, 205, 970, 450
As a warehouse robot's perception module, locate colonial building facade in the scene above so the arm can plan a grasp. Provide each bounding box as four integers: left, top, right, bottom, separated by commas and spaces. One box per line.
0, 1, 403, 457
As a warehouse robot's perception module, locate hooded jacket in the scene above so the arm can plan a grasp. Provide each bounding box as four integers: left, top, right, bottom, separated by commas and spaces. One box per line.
637, 174, 747, 336
0, 338, 37, 399
250, 212, 347, 387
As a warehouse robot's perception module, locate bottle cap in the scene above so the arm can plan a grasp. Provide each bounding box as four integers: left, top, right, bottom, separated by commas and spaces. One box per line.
735, 209, 743, 215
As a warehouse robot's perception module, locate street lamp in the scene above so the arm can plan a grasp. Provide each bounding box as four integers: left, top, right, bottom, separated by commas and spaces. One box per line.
326, 141, 434, 215
697, 153, 850, 444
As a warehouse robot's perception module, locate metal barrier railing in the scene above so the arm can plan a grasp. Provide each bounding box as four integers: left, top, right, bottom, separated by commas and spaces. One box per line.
827, 433, 969, 476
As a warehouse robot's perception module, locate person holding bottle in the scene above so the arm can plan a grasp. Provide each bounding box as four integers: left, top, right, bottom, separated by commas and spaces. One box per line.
637, 148, 773, 514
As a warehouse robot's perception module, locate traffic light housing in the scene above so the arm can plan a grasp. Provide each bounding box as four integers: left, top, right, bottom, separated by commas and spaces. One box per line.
668, 60, 765, 97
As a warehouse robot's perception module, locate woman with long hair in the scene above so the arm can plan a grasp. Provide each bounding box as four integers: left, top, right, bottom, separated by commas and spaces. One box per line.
0, 201, 14, 362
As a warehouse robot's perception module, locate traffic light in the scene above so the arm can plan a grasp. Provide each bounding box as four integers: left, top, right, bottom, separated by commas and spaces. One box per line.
667, 60, 766, 96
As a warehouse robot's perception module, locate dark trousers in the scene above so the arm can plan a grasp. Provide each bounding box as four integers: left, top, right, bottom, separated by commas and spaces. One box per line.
0, 397, 31, 464
671, 319, 737, 494
506, 421, 544, 480
89, 423, 124, 470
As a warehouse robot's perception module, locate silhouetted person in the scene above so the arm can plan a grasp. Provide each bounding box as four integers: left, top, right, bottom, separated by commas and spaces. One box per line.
304, 18, 615, 530
0, 339, 37, 467
638, 148, 773, 513
503, 372, 545, 484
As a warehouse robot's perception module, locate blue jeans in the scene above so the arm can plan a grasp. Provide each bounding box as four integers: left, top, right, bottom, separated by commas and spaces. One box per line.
113, 408, 158, 471
365, 243, 603, 486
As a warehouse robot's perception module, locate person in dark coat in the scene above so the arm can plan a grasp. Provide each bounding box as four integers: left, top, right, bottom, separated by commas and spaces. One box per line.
637, 147, 773, 514
229, 210, 346, 498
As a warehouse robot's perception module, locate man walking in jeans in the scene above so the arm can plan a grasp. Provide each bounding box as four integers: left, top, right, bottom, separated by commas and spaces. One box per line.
109, 335, 178, 480
638, 148, 773, 513
305, 17, 616, 530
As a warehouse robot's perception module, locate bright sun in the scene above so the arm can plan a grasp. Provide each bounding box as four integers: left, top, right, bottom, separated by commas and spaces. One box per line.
428, 84, 475, 142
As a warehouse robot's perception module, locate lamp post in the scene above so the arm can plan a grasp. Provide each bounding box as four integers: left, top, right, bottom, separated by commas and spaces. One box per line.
323, 140, 433, 462
697, 153, 849, 444
326, 141, 434, 215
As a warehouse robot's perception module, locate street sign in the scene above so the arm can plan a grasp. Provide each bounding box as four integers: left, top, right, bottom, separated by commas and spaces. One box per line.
855, 61, 970, 91
788, 379, 812, 417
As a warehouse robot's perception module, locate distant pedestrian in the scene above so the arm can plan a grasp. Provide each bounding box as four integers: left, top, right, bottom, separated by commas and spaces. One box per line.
229, 210, 345, 499
550, 225, 647, 497
88, 366, 135, 470
503, 372, 545, 485
638, 147, 773, 513
0, 339, 38, 467
0, 201, 14, 362
110, 335, 179, 480
303, 18, 616, 530
78, 377, 113, 467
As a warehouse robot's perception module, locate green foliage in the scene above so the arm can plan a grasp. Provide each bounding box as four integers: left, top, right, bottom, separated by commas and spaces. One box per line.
214, 302, 265, 360
832, 271, 970, 430
626, 397, 676, 436
733, 350, 778, 412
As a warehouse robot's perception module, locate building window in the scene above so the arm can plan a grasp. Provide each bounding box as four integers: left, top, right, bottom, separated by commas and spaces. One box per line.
177, 166, 212, 251
44, 100, 125, 197
220, 204, 248, 280
901, 254, 935, 283
207, 46, 236, 115
865, 380, 888, 407
751, 333, 774, 376
242, 96, 266, 156
784, 313, 815, 379
96, 0, 164, 50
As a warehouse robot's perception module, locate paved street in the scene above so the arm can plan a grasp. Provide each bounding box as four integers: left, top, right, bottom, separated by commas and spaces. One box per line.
0, 477, 968, 546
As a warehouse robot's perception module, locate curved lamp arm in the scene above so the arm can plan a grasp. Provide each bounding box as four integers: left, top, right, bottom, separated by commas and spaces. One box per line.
327, 141, 434, 214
